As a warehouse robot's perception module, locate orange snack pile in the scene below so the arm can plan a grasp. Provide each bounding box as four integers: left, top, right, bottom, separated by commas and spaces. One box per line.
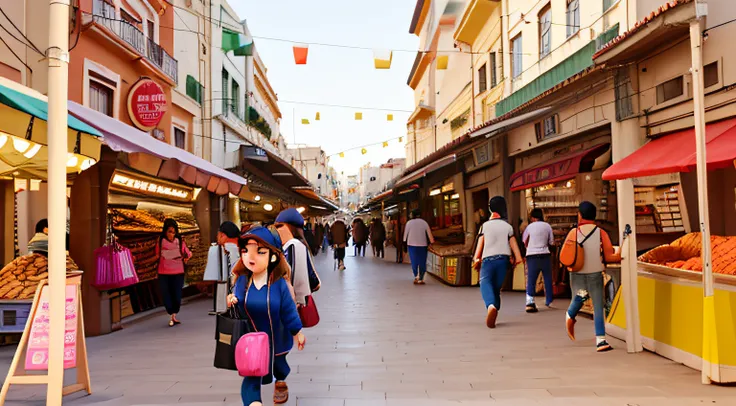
638, 233, 736, 275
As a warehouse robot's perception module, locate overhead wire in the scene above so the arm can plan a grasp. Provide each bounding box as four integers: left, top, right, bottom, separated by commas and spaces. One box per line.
0, 6, 43, 55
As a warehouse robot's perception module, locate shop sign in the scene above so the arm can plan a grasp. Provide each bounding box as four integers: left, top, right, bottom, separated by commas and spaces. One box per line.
25, 284, 78, 370
441, 182, 454, 193
511, 160, 572, 190
127, 79, 167, 131
242, 146, 268, 162
111, 172, 192, 201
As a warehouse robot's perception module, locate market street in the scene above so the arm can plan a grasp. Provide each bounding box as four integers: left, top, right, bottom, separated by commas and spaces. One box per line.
0, 248, 732, 406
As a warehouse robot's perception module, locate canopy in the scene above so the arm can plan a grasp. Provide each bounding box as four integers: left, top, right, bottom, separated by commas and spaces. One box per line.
67, 101, 246, 195
395, 154, 456, 188
602, 119, 736, 180
510, 143, 610, 191
0, 80, 102, 178
470, 107, 552, 138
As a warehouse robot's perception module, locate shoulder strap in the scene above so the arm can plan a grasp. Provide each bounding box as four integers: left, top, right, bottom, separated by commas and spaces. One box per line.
578, 226, 599, 246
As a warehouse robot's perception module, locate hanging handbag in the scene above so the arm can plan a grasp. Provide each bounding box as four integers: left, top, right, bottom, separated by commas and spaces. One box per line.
214, 282, 252, 371
298, 294, 320, 328
235, 280, 273, 377
92, 216, 139, 290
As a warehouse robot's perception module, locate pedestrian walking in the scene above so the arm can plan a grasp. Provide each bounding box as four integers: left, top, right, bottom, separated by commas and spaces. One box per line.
472, 197, 522, 328
203, 221, 241, 314
275, 208, 312, 306
351, 218, 368, 257
226, 227, 305, 405
314, 222, 325, 256
522, 208, 555, 313
156, 218, 192, 327
330, 218, 348, 270
322, 222, 331, 253
369, 218, 386, 258
403, 209, 434, 285
562, 201, 621, 352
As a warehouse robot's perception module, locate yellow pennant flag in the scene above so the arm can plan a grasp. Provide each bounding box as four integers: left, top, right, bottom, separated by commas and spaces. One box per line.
339, 152, 345, 158
355, 112, 363, 120
361, 148, 367, 155
436, 55, 449, 70
301, 118, 310, 125
399, 137, 403, 143
387, 114, 393, 121
315, 112, 320, 121
382, 141, 388, 148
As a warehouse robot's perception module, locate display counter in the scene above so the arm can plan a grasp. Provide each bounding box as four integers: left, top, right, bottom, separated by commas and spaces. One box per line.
606, 261, 736, 383
427, 241, 475, 286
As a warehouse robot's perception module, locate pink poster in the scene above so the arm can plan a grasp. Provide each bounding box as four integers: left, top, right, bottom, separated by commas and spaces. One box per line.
25, 284, 78, 371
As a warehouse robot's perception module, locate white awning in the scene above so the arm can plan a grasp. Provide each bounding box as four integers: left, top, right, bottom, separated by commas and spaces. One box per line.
469, 107, 553, 138
395, 154, 456, 188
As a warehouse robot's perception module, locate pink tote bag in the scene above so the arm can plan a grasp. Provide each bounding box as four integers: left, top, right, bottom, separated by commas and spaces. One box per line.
235, 332, 270, 377
92, 242, 139, 290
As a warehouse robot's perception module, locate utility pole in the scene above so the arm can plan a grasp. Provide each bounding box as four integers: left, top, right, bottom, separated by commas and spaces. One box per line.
46, 0, 70, 403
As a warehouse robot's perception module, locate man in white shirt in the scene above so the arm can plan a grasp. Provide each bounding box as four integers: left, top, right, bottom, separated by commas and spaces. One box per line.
204, 221, 241, 314
403, 209, 435, 285
522, 209, 555, 313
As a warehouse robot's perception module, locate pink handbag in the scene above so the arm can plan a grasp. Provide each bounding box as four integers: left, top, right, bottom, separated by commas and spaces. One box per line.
92, 237, 139, 290
235, 332, 270, 377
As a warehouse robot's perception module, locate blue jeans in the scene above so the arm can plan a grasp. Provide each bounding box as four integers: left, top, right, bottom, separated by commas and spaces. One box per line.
407, 246, 428, 280
480, 255, 509, 309
567, 271, 606, 337
526, 254, 553, 306
241, 354, 290, 404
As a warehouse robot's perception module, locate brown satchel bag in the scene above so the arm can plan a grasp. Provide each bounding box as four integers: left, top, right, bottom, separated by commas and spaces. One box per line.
558, 226, 598, 272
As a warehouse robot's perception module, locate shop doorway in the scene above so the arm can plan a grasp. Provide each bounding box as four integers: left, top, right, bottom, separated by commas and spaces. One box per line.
472, 188, 490, 232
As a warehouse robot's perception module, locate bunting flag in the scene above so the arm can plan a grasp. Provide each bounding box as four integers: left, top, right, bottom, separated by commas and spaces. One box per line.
437, 55, 449, 70
361, 148, 367, 155
293, 43, 309, 64
339, 152, 345, 158
315, 112, 320, 121
301, 118, 310, 124
373, 49, 393, 69
399, 137, 403, 143
355, 112, 363, 120
387, 114, 393, 121
222, 30, 253, 56
382, 141, 388, 148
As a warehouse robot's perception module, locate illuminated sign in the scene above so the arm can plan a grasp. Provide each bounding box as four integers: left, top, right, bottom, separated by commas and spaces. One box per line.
111, 172, 191, 201
441, 182, 454, 193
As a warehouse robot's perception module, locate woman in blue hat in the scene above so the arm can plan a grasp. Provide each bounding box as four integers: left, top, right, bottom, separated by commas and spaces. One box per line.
227, 226, 305, 405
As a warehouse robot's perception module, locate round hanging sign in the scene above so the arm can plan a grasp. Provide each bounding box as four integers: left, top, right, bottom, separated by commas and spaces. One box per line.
127, 79, 167, 131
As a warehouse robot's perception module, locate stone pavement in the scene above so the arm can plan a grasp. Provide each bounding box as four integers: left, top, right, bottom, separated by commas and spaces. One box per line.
1, 247, 734, 405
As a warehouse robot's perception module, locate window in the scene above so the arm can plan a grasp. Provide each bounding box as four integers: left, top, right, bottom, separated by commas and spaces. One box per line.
535, 115, 558, 142
603, 0, 616, 12
89, 80, 113, 117
539, 4, 552, 58
704, 62, 719, 88
512, 34, 523, 78
147, 20, 154, 41
478, 64, 487, 93
490, 52, 497, 88
174, 127, 186, 149
221, 69, 229, 115
121, 9, 139, 26
3, 310, 17, 326
231, 79, 240, 115
567, 0, 580, 37
656, 76, 684, 104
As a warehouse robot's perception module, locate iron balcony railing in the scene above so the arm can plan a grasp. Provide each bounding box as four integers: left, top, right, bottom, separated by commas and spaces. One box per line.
92, 0, 178, 84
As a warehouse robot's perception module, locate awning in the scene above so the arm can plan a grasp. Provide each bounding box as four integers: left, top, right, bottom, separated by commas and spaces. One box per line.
510, 143, 610, 191
67, 101, 246, 195
603, 119, 736, 181
470, 107, 552, 138
0, 80, 102, 178
395, 154, 456, 188
407, 103, 435, 124
294, 188, 339, 213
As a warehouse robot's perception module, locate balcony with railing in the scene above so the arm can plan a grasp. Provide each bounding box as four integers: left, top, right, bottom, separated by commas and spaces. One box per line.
91, 0, 178, 84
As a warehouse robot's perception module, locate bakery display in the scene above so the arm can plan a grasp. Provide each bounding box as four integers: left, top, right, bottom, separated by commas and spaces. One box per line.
0, 254, 80, 300
639, 232, 736, 275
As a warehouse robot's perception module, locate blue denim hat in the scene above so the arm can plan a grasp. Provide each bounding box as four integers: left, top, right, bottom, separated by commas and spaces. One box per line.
275, 208, 305, 228
239, 226, 283, 252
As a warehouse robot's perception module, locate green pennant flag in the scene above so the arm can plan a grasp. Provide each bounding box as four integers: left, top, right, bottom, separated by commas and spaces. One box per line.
222, 30, 253, 56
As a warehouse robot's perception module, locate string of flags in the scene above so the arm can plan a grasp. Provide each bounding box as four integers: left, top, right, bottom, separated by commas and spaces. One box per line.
327, 136, 405, 160
300, 112, 396, 123
291, 43, 398, 69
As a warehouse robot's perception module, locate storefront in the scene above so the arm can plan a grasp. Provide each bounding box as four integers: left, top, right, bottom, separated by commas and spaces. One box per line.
66, 101, 247, 336
603, 118, 736, 383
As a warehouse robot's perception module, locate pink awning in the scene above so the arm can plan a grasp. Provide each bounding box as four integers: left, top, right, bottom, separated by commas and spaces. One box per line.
68, 101, 246, 195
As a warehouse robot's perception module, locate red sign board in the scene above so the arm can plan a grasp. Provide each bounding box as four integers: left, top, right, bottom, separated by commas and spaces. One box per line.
127, 79, 167, 131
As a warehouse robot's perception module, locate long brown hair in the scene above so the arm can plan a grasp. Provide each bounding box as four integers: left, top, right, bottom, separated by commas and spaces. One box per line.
232, 239, 291, 285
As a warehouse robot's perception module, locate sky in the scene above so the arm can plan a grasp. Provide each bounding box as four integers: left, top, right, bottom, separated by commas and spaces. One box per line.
230, 0, 420, 176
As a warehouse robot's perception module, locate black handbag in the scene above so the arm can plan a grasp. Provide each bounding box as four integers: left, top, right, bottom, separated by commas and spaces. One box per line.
214, 298, 252, 370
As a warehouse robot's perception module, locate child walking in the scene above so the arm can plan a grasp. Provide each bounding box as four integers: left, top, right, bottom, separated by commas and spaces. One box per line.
227, 226, 306, 405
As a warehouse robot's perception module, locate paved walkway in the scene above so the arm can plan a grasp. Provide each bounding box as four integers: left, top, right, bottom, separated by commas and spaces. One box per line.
1, 247, 733, 405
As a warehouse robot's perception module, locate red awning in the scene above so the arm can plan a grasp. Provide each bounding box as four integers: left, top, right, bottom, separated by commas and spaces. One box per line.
602, 119, 736, 180
510, 143, 610, 191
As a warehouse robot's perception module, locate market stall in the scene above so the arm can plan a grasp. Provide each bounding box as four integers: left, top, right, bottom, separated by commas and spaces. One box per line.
602, 118, 736, 383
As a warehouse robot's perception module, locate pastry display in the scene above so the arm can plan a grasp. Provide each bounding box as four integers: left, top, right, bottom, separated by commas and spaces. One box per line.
0, 253, 80, 300
639, 233, 736, 275
111, 208, 198, 233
